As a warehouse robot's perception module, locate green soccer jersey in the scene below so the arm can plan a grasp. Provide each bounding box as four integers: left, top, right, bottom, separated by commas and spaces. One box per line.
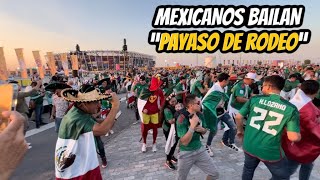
176, 111, 205, 151
239, 94, 300, 161
231, 81, 252, 110
134, 83, 148, 98
191, 80, 203, 98
283, 80, 300, 92
162, 107, 174, 132
174, 82, 185, 101
163, 87, 173, 97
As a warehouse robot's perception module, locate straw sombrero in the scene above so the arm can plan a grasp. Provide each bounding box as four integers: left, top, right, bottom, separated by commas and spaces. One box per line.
61, 88, 111, 102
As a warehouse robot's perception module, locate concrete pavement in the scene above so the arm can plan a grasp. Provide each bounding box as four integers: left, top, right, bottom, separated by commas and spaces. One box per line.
102, 123, 320, 180
10, 91, 320, 180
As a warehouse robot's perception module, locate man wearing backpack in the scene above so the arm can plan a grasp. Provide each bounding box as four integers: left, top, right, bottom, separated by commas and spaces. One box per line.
176, 94, 219, 180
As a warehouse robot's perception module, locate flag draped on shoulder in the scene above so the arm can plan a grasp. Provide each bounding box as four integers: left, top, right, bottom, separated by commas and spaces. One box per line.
137, 88, 151, 122
55, 107, 102, 180
289, 89, 312, 110
202, 91, 229, 132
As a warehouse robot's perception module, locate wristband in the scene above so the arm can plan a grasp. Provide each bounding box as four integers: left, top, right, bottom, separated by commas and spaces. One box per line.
188, 128, 195, 134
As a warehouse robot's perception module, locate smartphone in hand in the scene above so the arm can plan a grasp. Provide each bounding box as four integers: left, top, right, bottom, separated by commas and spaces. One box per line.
0, 84, 18, 132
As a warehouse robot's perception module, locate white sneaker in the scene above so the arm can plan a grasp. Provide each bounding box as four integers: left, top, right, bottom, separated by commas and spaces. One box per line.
148, 130, 153, 135
229, 143, 243, 152
105, 133, 109, 137
206, 145, 214, 157
142, 143, 147, 153
132, 121, 140, 125
152, 144, 157, 152
110, 130, 114, 134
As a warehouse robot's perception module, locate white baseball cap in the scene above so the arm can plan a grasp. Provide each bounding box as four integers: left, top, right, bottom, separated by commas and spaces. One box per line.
245, 72, 257, 80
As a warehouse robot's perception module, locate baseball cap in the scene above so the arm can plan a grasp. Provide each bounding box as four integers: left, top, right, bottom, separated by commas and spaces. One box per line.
244, 72, 257, 80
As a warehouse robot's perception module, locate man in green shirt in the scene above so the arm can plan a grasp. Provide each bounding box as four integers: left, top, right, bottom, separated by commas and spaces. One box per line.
30, 81, 45, 128
132, 75, 148, 124
56, 86, 119, 179
176, 94, 219, 180
235, 75, 301, 180
174, 76, 188, 103
190, 74, 207, 99
280, 74, 300, 100
228, 72, 256, 123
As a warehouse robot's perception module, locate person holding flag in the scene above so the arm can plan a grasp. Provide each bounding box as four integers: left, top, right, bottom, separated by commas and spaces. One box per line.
202, 73, 241, 157
282, 80, 320, 180
55, 86, 119, 180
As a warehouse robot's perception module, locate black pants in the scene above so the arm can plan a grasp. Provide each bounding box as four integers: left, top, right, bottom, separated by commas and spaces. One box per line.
163, 128, 179, 161
134, 97, 139, 121
95, 136, 106, 158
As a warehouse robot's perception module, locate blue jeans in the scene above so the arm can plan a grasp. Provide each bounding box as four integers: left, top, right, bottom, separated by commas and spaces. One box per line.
242, 153, 289, 180
206, 113, 236, 146
55, 118, 62, 133
35, 104, 43, 127
287, 158, 314, 180
221, 113, 236, 144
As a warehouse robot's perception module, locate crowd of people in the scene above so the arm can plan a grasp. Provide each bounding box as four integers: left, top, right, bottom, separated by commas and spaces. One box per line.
1, 63, 320, 180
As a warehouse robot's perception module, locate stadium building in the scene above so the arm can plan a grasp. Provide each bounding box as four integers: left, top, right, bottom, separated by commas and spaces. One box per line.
49, 50, 155, 72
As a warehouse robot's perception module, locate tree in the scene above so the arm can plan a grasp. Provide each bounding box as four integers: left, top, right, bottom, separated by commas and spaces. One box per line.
304, 59, 311, 65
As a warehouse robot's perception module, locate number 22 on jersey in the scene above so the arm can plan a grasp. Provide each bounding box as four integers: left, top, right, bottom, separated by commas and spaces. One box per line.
249, 107, 284, 136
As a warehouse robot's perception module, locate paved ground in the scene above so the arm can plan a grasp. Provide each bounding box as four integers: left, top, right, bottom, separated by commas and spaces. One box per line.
11, 94, 132, 180
102, 123, 320, 180
10, 91, 320, 180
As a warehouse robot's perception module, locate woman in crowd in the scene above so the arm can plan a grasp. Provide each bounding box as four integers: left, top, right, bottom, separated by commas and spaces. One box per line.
162, 94, 179, 170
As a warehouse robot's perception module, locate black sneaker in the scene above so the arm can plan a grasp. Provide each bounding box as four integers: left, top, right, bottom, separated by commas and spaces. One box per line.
101, 157, 107, 168
171, 156, 178, 164
165, 161, 176, 170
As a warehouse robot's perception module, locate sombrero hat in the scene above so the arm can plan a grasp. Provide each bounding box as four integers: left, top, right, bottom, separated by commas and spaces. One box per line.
45, 83, 71, 91
61, 86, 111, 103
97, 78, 111, 85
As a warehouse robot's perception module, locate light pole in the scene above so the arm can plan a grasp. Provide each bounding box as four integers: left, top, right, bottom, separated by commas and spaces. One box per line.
122, 38, 128, 75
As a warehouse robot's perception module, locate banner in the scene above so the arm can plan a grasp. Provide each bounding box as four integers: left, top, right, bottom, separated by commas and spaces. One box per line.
32, 51, 45, 79
0, 47, 8, 81
47, 52, 57, 75
116, 64, 120, 71
60, 53, 69, 76
71, 55, 79, 70
15, 48, 28, 78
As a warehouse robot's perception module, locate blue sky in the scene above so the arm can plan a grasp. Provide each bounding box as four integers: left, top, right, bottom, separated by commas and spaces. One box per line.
0, 0, 319, 69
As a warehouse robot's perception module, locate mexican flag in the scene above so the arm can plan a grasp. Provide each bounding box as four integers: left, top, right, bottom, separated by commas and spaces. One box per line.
202, 91, 229, 132
55, 107, 102, 180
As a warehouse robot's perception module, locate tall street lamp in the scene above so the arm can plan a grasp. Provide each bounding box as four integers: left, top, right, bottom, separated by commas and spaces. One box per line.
122, 38, 128, 75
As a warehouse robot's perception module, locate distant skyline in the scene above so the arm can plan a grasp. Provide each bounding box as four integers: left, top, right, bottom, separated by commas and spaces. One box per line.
0, 0, 319, 70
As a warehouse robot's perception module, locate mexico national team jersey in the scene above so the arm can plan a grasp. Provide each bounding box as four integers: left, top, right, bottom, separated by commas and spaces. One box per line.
239, 94, 300, 162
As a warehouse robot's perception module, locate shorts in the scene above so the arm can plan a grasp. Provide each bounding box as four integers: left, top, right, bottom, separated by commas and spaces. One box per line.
142, 113, 159, 125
